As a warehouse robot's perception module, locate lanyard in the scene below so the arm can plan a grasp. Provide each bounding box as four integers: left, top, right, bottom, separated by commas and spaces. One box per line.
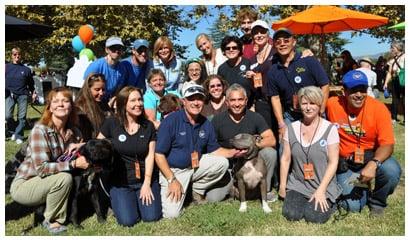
346, 99, 366, 148
299, 118, 320, 164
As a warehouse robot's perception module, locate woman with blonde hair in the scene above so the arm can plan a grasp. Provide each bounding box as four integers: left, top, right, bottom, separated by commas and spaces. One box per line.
10, 87, 89, 234
152, 36, 183, 91
279, 86, 341, 224
196, 33, 227, 75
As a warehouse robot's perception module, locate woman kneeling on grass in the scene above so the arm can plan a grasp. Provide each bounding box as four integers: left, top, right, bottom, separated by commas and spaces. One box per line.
279, 86, 342, 224
97, 86, 162, 227
10, 87, 89, 234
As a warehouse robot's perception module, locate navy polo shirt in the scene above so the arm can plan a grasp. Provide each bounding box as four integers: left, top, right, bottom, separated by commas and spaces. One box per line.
155, 109, 220, 169
266, 52, 329, 111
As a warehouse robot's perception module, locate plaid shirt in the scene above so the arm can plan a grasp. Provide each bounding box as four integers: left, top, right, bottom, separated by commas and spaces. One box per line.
15, 123, 82, 180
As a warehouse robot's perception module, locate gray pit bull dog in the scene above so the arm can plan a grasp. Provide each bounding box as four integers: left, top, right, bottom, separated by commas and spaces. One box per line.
229, 133, 272, 213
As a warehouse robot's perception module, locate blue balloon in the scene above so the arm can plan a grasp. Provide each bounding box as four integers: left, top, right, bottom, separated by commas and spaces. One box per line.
72, 35, 85, 52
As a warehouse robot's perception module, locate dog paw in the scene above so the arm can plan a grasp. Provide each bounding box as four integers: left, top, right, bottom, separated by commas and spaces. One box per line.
239, 202, 247, 212
262, 201, 272, 213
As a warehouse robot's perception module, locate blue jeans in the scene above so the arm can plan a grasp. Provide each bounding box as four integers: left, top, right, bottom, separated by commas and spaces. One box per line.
5, 94, 28, 140
336, 157, 401, 212
110, 181, 162, 227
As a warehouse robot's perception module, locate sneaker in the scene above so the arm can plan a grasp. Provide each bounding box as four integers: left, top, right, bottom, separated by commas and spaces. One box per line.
10, 134, 16, 141
192, 191, 207, 205
267, 191, 278, 203
15, 139, 23, 145
42, 220, 67, 234
369, 207, 384, 217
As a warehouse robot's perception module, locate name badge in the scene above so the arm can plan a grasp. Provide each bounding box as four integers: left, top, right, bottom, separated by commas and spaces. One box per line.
292, 94, 300, 111
253, 72, 263, 88
303, 163, 315, 180
134, 161, 141, 179
191, 151, 199, 169
354, 147, 365, 164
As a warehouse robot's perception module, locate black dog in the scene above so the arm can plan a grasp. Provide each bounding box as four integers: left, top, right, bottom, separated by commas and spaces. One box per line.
5, 142, 28, 194
21, 139, 113, 234
230, 133, 272, 213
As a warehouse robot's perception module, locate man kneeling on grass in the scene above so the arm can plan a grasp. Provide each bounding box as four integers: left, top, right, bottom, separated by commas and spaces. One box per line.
327, 70, 401, 216
154, 83, 246, 218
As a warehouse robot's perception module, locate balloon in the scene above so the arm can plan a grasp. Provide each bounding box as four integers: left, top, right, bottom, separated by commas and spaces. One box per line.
72, 35, 85, 52
78, 25, 94, 44
87, 24, 95, 34
79, 48, 95, 61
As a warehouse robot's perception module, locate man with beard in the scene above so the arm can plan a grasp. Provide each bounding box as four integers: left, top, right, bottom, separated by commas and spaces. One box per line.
327, 70, 401, 216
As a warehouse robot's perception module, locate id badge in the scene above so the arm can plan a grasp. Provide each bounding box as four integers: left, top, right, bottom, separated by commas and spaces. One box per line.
134, 161, 141, 179
354, 147, 365, 164
303, 163, 315, 180
253, 73, 263, 88
191, 151, 199, 169
292, 94, 299, 111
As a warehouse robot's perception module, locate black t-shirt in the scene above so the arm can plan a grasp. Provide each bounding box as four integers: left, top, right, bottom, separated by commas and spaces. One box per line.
249, 47, 277, 99
211, 109, 269, 148
100, 117, 157, 185
218, 57, 254, 107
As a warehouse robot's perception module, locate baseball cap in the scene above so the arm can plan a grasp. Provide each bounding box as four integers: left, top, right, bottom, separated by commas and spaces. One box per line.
182, 83, 206, 98
251, 20, 269, 30
342, 70, 368, 89
105, 36, 124, 48
132, 39, 149, 49
273, 27, 293, 39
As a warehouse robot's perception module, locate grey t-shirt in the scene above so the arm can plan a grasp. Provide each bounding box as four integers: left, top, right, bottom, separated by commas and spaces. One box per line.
286, 121, 342, 203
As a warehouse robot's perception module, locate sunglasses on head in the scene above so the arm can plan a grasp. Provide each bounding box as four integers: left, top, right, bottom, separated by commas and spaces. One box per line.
184, 86, 204, 95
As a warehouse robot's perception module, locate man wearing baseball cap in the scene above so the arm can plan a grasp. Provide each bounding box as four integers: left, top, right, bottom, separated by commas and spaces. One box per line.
84, 36, 136, 102
122, 39, 153, 92
326, 70, 401, 216
155, 83, 246, 218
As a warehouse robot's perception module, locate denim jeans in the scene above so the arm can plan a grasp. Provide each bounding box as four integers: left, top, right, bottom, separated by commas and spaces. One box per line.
336, 156, 401, 212
5, 94, 28, 140
110, 180, 162, 227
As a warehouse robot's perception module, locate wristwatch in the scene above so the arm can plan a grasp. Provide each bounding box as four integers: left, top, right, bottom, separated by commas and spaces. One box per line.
167, 175, 176, 184
370, 158, 382, 168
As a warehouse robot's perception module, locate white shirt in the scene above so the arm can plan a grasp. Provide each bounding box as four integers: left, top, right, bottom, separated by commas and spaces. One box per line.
357, 67, 377, 97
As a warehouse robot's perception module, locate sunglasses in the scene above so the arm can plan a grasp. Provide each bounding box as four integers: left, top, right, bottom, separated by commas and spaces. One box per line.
346, 86, 368, 93
251, 28, 268, 35
109, 45, 124, 52
12, 53, 21, 56
274, 38, 291, 45
225, 46, 239, 51
136, 47, 148, 54
209, 83, 222, 89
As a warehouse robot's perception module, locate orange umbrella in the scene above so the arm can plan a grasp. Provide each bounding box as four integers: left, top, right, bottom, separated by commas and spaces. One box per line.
271, 5, 388, 61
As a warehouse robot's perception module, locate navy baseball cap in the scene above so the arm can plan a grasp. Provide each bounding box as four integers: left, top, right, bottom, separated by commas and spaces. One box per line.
342, 70, 368, 89
273, 27, 293, 39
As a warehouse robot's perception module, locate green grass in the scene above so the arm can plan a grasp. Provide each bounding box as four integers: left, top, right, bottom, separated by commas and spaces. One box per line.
4, 101, 405, 236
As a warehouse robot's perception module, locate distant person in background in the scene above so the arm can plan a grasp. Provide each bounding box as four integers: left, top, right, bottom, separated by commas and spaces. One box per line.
375, 56, 388, 92
180, 58, 208, 92
236, 7, 273, 60
196, 33, 227, 75
144, 69, 180, 129
357, 58, 377, 98
75, 73, 113, 141
384, 41, 405, 124
152, 36, 183, 91
83, 36, 136, 102
201, 74, 229, 121
335, 50, 358, 81
122, 39, 153, 92
5, 47, 36, 144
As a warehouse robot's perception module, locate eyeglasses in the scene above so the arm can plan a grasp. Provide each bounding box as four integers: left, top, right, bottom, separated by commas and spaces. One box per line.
225, 46, 239, 51
188, 68, 201, 73
209, 83, 222, 89
274, 37, 291, 45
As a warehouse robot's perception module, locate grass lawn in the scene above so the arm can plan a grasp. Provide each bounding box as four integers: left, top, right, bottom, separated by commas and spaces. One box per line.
4, 100, 405, 236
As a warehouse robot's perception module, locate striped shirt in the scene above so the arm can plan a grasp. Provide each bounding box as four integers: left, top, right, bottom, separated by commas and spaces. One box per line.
14, 123, 82, 180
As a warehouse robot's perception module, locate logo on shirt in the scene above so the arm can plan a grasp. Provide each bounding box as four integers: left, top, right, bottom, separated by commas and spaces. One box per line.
294, 76, 302, 84
296, 67, 306, 74
139, 135, 145, 138
118, 134, 127, 142
319, 139, 327, 147
340, 123, 366, 137
179, 131, 186, 136
250, 63, 258, 70
240, 65, 247, 71
199, 130, 205, 138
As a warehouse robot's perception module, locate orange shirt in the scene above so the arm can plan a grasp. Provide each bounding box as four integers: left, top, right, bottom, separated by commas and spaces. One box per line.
326, 96, 395, 158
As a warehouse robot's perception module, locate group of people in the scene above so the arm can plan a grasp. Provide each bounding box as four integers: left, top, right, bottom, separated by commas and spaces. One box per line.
6, 7, 403, 233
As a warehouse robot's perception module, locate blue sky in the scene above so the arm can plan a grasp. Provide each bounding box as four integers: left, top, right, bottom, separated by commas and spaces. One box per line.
175, 6, 391, 60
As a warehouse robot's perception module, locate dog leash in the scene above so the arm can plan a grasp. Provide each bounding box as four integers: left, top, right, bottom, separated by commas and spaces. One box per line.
99, 177, 110, 198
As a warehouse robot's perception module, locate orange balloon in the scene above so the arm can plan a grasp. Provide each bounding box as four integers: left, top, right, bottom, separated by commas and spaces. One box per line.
78, 25, 93, 44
